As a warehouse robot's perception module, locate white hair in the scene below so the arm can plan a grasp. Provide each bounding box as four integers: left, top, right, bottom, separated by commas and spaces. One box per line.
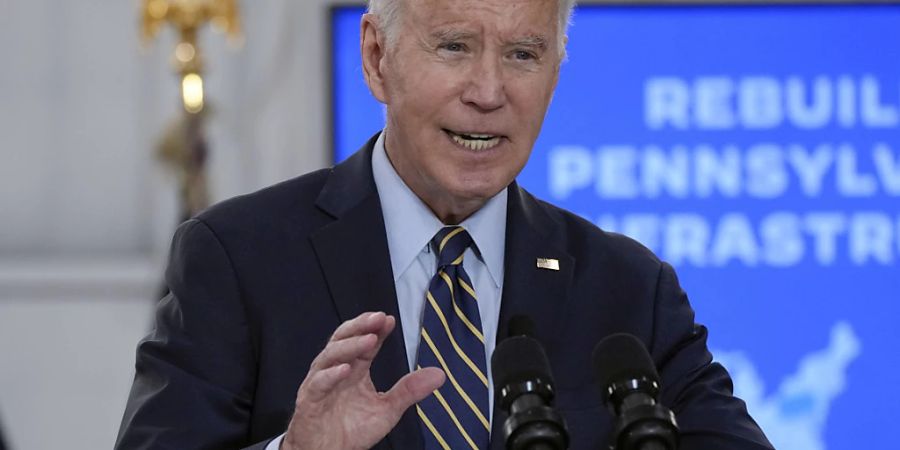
367, 0, 577, 56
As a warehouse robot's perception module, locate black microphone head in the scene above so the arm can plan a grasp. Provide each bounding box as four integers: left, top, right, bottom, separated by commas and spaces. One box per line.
508, 314, 536, 338
491, 335, 554, 396
494, 330, 570, 448
592, 333, 659, 396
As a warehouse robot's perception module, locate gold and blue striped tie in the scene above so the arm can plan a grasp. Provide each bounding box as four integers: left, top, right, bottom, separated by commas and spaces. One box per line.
416, 226, 490, 450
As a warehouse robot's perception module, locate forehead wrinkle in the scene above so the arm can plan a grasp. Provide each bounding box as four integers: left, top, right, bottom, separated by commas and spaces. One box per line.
406, 0, 561, 57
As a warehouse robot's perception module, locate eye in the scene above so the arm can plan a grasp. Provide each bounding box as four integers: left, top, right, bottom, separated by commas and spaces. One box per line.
513, 49, 537, 61
441, 42, 466, 52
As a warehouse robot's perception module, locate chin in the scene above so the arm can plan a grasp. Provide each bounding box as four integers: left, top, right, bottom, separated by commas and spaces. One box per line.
450, 179, 507, 202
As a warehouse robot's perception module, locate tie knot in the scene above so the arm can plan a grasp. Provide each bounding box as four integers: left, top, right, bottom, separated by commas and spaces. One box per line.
432, 226, 473, 268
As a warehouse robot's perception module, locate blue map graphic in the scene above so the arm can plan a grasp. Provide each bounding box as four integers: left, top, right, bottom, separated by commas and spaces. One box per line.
716, 322, 861, 450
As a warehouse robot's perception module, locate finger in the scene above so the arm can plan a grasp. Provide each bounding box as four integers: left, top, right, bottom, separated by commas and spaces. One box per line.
378, 314, 396, 339
384, 366, 446, 413
330, 311, 387, 342
359, 314, 396, 362
311, 333, 378, 371
343, 315, 396, 382
303, 363, 352, 403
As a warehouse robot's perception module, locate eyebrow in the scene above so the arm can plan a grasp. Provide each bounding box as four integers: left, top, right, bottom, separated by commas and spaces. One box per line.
429, 29, 549, 50
511, 35, 549, 50
430, 29, 477, 42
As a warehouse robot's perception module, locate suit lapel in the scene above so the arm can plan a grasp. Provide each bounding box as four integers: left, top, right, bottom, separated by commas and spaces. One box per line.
490, 183, 575, 448
309, 135, 422, 450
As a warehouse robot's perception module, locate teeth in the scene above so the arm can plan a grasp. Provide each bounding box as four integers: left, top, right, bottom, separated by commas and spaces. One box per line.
449, 132, 501, 151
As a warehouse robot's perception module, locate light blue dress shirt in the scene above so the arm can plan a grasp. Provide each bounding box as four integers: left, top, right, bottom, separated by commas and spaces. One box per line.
371, 131, 507, 426
268, 132, 506, 449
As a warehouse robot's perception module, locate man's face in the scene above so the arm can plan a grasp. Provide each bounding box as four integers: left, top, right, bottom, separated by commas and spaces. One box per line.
363, 0, 562, 221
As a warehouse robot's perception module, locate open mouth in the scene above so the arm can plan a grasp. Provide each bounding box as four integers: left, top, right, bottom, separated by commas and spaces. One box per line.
444, 129, 503, 151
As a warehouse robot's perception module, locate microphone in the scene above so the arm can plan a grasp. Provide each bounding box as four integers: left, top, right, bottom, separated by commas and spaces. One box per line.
492, 315, 569, 450
592, 333, 678, 450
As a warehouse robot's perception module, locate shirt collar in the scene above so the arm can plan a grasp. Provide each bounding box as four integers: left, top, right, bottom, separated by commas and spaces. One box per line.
371, 131, 507, 288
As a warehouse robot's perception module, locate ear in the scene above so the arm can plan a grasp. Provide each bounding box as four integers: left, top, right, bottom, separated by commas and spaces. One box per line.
361, 13, 389, 103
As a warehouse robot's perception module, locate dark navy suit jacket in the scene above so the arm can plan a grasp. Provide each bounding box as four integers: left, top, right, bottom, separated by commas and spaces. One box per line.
116, 135, 773, 449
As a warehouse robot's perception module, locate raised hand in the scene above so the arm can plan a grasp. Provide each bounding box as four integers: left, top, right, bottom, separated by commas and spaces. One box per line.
281, 311, 445, 450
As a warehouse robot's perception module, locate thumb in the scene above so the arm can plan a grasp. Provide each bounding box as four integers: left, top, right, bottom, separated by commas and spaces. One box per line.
385, 366, 445, 412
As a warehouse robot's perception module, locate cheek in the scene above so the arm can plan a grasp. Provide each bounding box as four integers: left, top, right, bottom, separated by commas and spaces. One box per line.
514, 77, 556, 116
400, 88, 450, 126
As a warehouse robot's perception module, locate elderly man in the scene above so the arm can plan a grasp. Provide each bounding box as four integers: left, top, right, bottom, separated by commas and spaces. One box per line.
116, 0, 773, 449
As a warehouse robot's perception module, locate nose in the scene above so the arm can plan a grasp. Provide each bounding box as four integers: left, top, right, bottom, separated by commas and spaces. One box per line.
460, 53, 507, 112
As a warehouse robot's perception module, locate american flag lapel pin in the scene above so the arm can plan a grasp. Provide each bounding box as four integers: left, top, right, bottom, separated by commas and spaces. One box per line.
536, 258, 560, 271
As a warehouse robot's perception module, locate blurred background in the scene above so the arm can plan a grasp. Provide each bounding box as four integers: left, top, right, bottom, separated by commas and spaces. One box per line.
0, 0, 329, 448
1, 1, 898, 449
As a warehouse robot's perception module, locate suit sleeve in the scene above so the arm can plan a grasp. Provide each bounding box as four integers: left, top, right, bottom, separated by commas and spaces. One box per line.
115, 219, 273, 450
649, 262, 774, 450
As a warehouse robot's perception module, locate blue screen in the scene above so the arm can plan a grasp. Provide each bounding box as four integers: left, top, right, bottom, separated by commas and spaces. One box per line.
332, 4, 900, 449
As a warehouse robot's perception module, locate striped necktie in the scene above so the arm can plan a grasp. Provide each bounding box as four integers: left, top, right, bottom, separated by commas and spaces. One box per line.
415, 226, 490, 450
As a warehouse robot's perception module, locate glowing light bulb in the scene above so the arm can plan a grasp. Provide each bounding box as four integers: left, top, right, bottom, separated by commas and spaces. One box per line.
182, 73, 204, 113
